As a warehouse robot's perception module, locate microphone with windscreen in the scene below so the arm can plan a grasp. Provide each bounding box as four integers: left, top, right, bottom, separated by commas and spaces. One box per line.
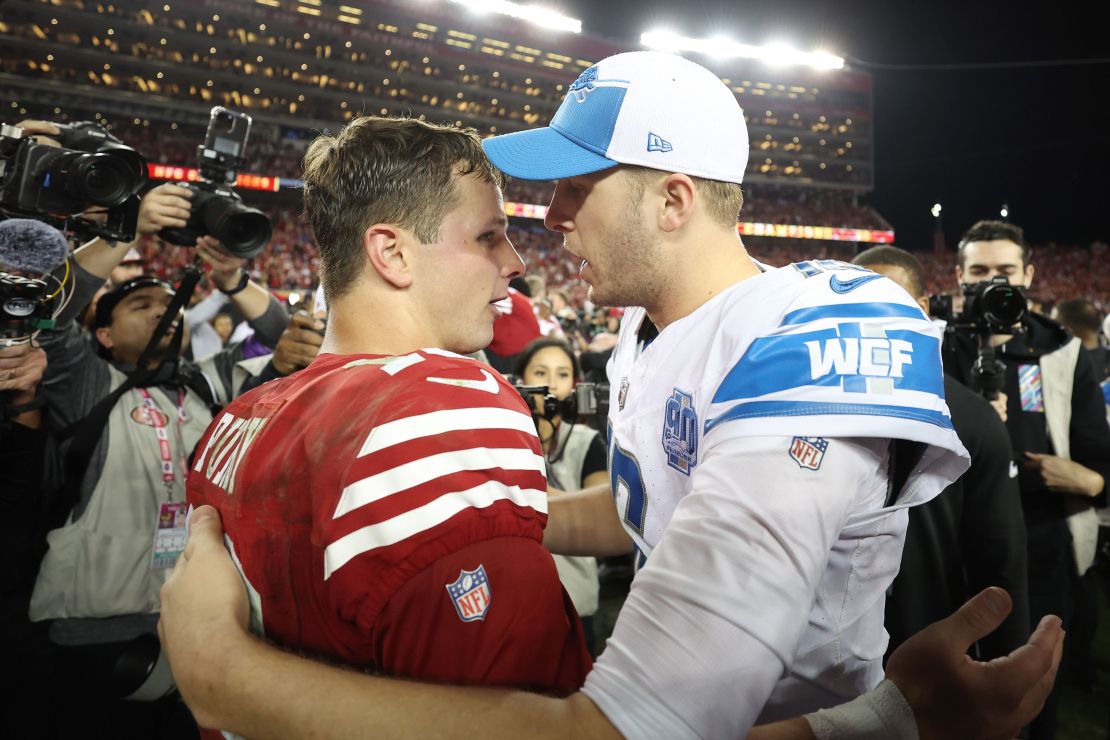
0, 218, 71, 274
0, 219, 69, 344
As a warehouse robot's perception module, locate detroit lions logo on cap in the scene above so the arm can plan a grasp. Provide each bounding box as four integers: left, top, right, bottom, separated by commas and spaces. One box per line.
662, 388, 698, 475
445, 565, 492, 622
569, 66, 599, 102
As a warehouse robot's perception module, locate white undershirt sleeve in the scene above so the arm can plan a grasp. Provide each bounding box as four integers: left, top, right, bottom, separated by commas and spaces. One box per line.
582, 433, 889, 739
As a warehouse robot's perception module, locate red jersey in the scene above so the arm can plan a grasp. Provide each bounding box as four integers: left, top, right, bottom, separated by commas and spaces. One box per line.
187, 350, 590, 695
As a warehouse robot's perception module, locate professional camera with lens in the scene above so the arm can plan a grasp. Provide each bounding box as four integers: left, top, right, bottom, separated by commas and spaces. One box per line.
930, 276, 1027, 335
931, 276, 1029, 399
0, 121, 146, 242
159, 107, 271, 259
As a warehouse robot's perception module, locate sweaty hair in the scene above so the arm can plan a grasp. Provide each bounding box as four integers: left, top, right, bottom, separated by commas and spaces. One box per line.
957, 220, 1031, 270
302, 116, 504, 301
852, 245, 926, 299
621, 165, 744, 229
1054, 298, 1102, 336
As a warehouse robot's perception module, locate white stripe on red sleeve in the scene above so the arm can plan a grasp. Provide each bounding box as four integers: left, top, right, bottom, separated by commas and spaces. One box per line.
334, 446, 545, 518
358, 407, 537, 458
324, 480, 547, 579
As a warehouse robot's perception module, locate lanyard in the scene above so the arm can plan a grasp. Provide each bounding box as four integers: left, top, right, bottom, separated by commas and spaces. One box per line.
136, 388, 186, 490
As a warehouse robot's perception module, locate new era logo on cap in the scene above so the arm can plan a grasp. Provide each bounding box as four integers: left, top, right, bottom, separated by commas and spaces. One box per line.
483, 51, 749, 184
647, 132, 673, 153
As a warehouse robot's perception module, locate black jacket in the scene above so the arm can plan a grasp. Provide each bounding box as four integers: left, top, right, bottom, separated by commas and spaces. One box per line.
886, 375, 1029, 660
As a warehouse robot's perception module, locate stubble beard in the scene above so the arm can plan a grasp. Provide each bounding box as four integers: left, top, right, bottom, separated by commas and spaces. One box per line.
585, 214, 667, 311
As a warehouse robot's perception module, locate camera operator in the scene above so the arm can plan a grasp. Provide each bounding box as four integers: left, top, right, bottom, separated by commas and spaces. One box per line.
16, 120, 286, 733
851, 247, 1029, 663
942, 220, 1110, 740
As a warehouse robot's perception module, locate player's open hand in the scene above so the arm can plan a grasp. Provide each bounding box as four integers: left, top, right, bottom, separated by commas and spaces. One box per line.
885, 587, 1063, 740
158, 505, 250, 726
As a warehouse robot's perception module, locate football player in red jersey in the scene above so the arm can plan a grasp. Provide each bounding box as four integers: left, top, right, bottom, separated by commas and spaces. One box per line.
184, 116, 591, 724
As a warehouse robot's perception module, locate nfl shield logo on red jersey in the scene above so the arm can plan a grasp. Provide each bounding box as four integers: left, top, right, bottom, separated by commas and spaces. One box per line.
446, 565, 492, 622
789, 436, 828, 470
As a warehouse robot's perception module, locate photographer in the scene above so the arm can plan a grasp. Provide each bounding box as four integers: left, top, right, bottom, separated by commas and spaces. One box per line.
21, 126, 285, 731
942, 220, 1110, 740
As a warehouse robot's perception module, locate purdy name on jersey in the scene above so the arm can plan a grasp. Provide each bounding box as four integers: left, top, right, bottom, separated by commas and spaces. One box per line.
606, 259, 968, 559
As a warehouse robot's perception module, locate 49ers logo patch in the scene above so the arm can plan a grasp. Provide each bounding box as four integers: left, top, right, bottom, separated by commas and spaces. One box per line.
446, 565, 492, 622
130, 405, 170, 427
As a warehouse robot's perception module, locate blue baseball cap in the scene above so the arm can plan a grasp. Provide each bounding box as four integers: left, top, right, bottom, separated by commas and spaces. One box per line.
483, 51, 750, 184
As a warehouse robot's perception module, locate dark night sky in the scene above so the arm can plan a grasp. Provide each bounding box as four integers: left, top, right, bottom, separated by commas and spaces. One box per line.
554, 1, 1110, 251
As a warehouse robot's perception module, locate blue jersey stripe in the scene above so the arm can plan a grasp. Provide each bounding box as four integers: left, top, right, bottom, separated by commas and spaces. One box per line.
781, 302, 926, 326
712, 328, 944, 403
705, 399, 954, 435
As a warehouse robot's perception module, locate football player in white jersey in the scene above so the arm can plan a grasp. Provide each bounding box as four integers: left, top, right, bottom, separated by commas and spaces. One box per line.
158, 52, 1064, 740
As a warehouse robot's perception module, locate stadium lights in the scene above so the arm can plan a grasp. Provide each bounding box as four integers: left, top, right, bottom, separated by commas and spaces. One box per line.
931, 203, 942, 218
641, 30, 844, 70
1000, 204, 1009, 219
447, 0, 582, 33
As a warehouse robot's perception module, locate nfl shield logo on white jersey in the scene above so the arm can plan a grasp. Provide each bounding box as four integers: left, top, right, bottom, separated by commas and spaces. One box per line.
789, 436, 828, 470
445, 565, 492, 622
662, 388, 698, 475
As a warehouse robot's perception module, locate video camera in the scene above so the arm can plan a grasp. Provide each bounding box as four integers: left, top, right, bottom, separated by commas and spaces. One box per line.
0, 121, 146, 242
930, 276, 1028, 400
507, 377, 610, 424
159, 107, 271, 259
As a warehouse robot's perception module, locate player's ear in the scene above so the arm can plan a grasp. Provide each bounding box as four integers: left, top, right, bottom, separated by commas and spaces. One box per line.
657, 173, 696, 234
363, 223, 413, 289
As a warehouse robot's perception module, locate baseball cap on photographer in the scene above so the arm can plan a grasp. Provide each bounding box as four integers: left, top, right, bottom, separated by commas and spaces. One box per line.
93, 276, 174, 328
483, 51, 749, 184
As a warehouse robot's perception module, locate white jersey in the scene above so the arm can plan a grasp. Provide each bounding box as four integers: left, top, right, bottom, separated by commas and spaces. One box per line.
583, 259, 969, 739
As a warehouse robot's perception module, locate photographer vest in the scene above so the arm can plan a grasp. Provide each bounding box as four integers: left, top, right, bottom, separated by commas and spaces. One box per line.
30, 365, 212, 623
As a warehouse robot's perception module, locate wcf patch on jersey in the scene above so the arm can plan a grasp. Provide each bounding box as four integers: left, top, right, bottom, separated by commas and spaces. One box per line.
789, 436, 828, 470
446, 565, 492, 622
